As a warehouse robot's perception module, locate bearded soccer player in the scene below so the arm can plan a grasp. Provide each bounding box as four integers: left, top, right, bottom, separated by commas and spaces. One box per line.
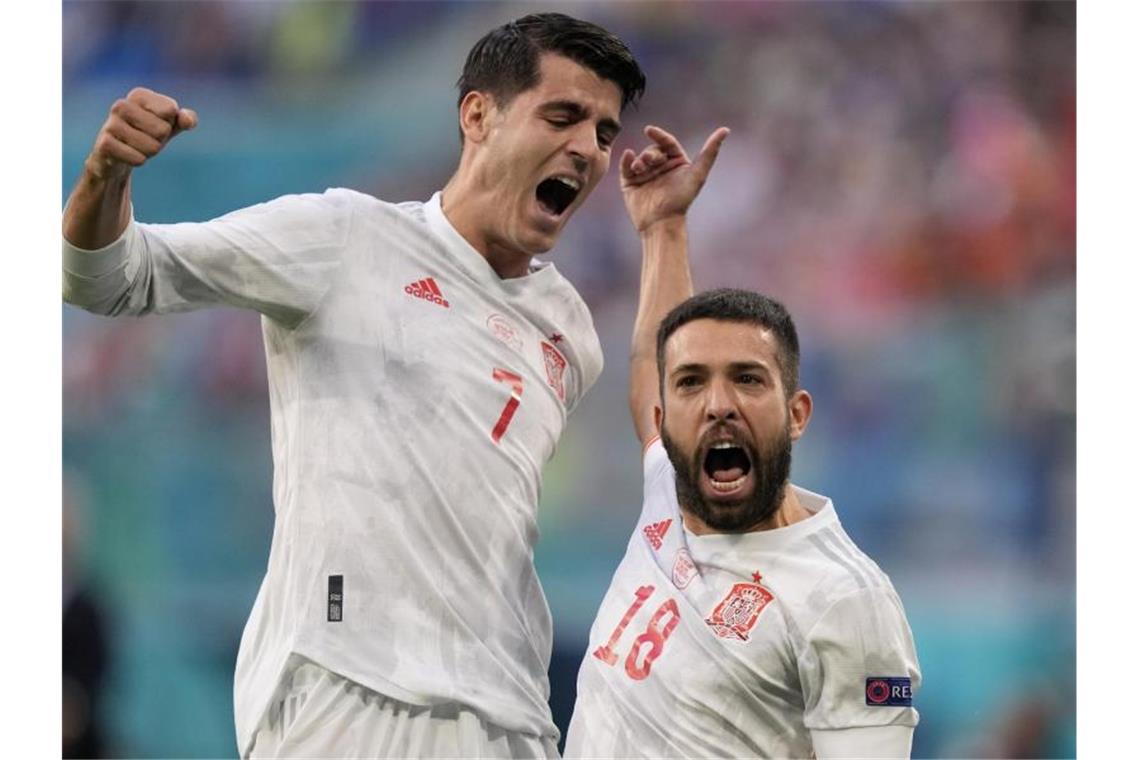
60, 12, 730, 759
565, 135, 922, 757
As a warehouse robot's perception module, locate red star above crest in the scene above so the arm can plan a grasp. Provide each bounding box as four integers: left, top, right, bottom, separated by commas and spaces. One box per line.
549, 333, 564, 344
752, 570, 763, 584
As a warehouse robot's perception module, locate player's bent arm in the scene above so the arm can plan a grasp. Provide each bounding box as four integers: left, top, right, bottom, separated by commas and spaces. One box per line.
621, 126, 729, 448
629, 217, 693, 446
63, 87, 198, 251
811, 725, 915, 759
62, 170, 133, 256
63, 191, 353, 327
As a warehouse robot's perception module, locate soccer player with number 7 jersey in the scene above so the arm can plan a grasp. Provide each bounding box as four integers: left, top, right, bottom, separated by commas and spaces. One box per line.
60, 12, 736, 759
565, 129, 923, 757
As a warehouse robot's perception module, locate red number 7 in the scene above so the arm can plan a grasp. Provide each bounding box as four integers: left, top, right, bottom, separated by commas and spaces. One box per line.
491, 368, 524, 443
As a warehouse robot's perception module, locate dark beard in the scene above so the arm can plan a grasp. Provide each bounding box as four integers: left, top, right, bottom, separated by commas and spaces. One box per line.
660, 418, 793, 533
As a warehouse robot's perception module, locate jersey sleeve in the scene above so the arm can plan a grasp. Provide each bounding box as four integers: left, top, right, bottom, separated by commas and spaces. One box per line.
62, 189, 354, 327
562, 307, 604, 415
563, 338, 603, 416
798, 586, 921, 733
642, 436, 673, 490
810, 725, 915, 759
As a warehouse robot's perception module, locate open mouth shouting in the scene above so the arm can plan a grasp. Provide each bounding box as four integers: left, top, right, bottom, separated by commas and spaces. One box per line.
535, 174, 582, 222
662, 419, 793, 533
700, 438, 755, 500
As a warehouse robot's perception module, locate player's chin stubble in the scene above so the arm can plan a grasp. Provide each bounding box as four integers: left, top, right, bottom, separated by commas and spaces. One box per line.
660, 418, 793, 533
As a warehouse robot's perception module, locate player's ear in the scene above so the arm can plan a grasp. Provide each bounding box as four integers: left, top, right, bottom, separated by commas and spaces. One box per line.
787, 389, 812, 442
654, 404, 663, 434
459, 91, 495, 145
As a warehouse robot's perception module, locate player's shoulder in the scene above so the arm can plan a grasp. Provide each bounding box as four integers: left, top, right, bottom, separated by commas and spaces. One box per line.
559, 283, 602, 370
530, 261, 595, 329
778, 513, 902, 625
317, 188, 426, 220
240, 188, 393, 225
530, 264, 603, 392
642, 435, 672, 483
549, 263, 592, 310
206, 188, 371, 231
313, 190, 445, 252
812, 542, 893, 602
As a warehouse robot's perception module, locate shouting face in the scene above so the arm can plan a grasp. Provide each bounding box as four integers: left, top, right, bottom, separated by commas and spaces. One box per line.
658, 318, 811, 534
460, 53, 623, 261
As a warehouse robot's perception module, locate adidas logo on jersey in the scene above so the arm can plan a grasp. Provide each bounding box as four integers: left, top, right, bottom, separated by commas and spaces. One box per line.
404, 277, 450, 308
642, 519, 672, 550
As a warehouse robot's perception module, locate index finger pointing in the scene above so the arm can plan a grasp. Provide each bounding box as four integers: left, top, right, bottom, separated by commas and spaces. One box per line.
643, 125, 686, 160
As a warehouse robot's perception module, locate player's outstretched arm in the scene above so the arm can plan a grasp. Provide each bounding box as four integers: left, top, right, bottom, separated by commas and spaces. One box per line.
63, 87, 198, 250
621, 125, 729, 447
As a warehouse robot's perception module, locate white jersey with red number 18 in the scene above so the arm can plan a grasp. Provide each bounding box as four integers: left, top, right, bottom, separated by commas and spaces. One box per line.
565, 439, 921, 758
63, 190, 603, 755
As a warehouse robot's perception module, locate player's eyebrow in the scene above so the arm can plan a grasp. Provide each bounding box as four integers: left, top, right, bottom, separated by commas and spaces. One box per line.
540, 100, 622, 135
727, 361, 770, 374
671, 360, 772, 377
670, 362, 709, 378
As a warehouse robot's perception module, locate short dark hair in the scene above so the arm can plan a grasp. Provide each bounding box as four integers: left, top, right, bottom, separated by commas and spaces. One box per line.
656, 289, 801, 397
456, 12, 646, 115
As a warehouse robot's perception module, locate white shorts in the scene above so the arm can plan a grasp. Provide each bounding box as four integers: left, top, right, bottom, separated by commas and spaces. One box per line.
247, 659, 559, 759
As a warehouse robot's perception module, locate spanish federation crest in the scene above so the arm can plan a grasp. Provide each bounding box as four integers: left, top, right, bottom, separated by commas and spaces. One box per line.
705, 582, 774, 641
541, 341, 567, 401
486, 314, 523, 352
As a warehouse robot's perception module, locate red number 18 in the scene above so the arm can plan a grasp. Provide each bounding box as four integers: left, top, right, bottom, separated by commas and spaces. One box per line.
593, 585, 680, 681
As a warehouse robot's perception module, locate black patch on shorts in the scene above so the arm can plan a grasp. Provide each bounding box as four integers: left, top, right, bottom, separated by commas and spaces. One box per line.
328, 575, 343, 622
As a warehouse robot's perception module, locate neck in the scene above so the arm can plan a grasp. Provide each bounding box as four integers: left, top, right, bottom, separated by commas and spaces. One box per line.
441, 172, 533, 280
681, 484, 811, 536
762, 486, 812, 530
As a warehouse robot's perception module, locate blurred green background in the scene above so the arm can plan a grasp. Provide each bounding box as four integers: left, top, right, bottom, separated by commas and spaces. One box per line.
62, 1, 1075, 757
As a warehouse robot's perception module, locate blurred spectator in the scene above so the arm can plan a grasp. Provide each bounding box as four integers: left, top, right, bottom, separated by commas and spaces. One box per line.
63, 472, 111, 759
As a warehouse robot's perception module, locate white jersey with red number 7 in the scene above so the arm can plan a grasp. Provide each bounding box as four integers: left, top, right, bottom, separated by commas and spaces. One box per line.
63, 188, 603, 756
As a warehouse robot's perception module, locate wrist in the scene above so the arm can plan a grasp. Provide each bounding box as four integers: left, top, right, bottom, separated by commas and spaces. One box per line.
64, 161, 133, 249
82, 154, 131, 186
638, 214, 687, 240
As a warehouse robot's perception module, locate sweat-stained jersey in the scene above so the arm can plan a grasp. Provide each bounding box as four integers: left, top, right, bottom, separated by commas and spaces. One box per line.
62, 190, 603, 756
565, 439, 921, 758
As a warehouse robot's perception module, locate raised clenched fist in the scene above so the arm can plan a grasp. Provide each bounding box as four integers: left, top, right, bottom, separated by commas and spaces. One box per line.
85, 87, 198, 182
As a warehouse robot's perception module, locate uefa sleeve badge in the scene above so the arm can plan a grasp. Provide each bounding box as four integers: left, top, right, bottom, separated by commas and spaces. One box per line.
865, 677, 912, 706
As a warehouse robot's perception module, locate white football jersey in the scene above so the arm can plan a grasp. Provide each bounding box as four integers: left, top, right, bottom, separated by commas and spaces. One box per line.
63, 190, 603, 755
566, 439, 921, 758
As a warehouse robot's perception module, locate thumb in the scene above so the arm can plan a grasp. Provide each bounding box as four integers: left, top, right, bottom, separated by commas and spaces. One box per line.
619, 148, 637, 181
173, 108, 198, 136
691, 127, 730, 183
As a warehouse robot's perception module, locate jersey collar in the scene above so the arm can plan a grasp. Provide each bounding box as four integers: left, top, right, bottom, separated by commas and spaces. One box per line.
424, 192, 559, 296
682, 485, 839, 552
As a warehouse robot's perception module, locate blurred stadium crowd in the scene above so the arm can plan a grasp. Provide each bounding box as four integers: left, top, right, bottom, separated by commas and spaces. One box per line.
62, 2, 1074, 757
